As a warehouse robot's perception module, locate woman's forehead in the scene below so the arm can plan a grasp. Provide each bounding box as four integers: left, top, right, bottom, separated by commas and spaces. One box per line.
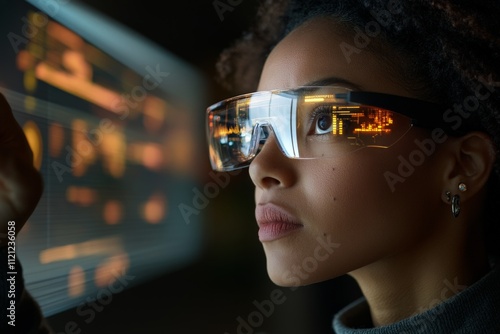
258, 18, 413, 98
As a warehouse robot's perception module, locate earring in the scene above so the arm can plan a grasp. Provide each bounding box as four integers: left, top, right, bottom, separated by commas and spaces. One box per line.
458, 182, 467, 192
451, 194, 461, 218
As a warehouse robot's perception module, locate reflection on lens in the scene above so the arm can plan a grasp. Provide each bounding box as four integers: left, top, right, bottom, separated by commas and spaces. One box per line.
207, 86, 414, 171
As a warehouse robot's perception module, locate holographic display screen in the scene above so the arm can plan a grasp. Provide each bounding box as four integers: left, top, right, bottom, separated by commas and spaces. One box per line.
1, 1, 204, 316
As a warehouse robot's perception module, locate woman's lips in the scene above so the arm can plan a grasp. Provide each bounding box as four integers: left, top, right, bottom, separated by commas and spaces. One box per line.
255, 204, 303, 242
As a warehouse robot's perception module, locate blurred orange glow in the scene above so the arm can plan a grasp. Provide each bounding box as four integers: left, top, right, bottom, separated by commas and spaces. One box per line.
40, 237, 124, 264
16, 50, 34, 71
142, 144, 163, 170
71, 119, 97, 177
24, 69, 37, 94
163, 126, 195, 174
143, 95, 167, 132
66, 186, 97, 207
47, 21, 85, 50
103, 200, 123, 225
49, 122, 65, 157
94, 253, 130, 288
23, 120, 43, 170
62, 50, 92, 80
128, 142, 163, 170
68, 266, 85, 297
142, 193, 167, 224
35, 61, 124, 113
100, 131, 126, 178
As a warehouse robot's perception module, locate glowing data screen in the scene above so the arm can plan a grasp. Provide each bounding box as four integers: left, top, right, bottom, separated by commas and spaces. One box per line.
1, 0, 206, 316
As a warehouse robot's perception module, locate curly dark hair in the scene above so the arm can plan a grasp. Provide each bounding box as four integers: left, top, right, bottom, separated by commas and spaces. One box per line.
215, 0, 500, 257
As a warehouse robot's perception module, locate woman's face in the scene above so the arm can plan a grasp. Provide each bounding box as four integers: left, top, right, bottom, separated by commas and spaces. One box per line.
250, 18, 447, 286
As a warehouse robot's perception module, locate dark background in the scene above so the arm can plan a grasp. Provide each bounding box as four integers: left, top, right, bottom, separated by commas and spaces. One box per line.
75, 0, 263, 99
41, 0, 363, 333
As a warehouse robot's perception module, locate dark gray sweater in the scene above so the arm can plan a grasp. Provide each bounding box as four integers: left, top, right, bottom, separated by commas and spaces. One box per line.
333, 263, 500, 334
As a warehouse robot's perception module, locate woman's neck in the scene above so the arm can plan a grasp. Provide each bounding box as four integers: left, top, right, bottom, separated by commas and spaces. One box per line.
349, 222, 490, 327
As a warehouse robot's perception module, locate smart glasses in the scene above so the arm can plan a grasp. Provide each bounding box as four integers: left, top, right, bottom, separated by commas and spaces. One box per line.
206, 86, 448, 172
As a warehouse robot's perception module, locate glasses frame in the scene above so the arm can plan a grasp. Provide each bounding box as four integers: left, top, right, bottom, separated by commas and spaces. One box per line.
206, 86, 472, 171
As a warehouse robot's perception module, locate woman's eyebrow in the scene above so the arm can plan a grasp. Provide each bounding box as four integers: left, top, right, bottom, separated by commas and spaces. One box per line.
304, 77, 362, 90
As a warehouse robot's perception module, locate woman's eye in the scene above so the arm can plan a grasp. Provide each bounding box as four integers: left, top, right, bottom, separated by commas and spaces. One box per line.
314, 113, 333, 134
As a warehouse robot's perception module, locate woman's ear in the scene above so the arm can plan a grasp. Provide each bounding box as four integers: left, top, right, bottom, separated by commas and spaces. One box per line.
442, 131, 496, 202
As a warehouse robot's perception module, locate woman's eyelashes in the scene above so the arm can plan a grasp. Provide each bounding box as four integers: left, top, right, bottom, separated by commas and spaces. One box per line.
309, 105, 334, 135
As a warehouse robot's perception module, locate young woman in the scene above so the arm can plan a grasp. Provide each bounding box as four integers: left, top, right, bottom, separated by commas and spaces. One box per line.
207, 0, 500, 332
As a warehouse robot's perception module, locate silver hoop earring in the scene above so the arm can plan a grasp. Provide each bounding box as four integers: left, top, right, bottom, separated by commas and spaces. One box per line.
451, 194, 461, 218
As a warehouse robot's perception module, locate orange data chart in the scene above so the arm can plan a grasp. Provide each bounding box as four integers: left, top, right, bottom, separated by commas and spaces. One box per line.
1, 1, 206, 316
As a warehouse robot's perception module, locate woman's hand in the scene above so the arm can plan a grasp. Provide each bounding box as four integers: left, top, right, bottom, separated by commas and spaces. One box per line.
0, 92, 43, 245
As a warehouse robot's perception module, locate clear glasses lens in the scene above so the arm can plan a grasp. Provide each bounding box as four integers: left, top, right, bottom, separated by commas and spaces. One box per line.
207, 86, 413, 171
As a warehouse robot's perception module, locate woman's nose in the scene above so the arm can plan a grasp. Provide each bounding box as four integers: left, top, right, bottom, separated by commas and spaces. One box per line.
248, 133, 297, 190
